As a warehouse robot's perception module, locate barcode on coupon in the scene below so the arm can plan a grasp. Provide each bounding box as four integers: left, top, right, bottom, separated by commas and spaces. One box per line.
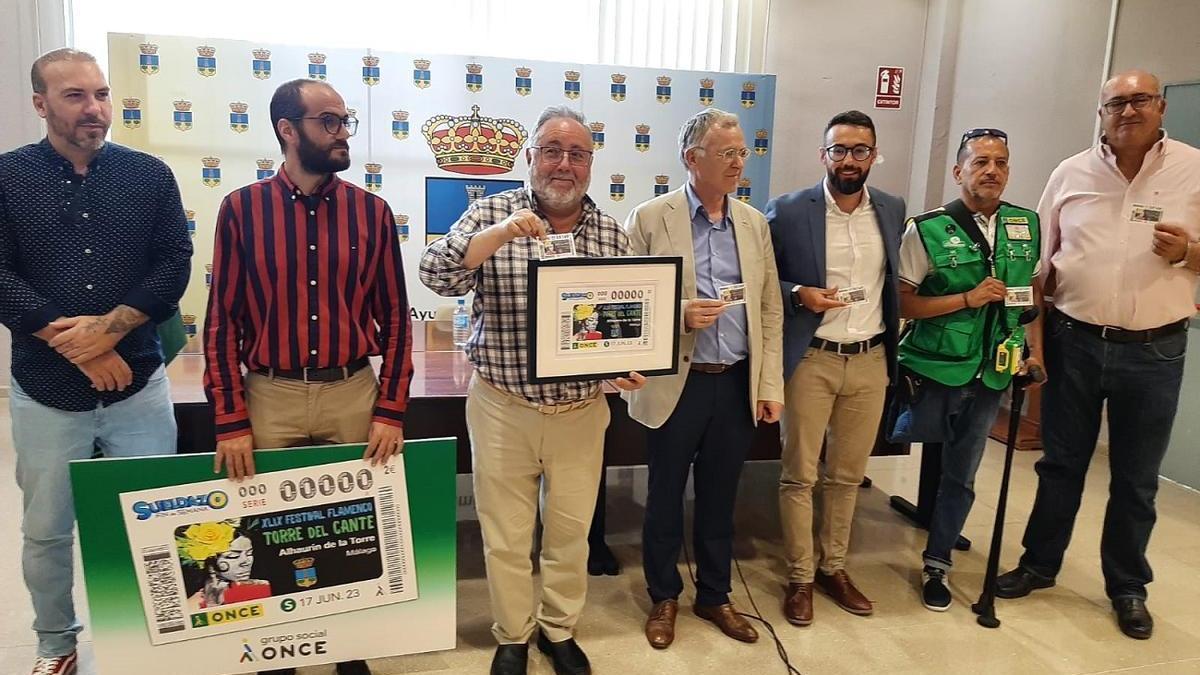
376, 486, 408, 594
142, 544, 185, 634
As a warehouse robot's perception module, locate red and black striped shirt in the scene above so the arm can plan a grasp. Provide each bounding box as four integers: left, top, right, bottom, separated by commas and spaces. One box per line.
203, 167, 413, 441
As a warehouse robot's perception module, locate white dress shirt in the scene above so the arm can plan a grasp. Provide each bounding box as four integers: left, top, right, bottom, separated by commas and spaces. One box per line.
816, 179, 886, 342
1040, 134, 1200, 330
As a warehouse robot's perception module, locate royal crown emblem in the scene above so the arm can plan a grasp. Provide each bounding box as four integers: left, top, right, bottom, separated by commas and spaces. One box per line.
610, 73, 627, 102
634, 124, 651, 152
308, 52, 327, 80
654, 174, 670, 195
138, 43, 159, 75
736, 177, 752, 202
256, 158, 275, 180
364, 163, 383, 192
754, 129, 769, 156
656, 75, 672, 103
173, 100, 193, 132
610, 173, 626, 201
251, 48, 272, 79
699, 77, 715, 105
395, 213, 410, 243
413, 59, 432, 89
201, 157, 222, 189
196, 45, 217, 77
392, 109, 410, 140
465, 63, 484, 92
564, 70, 581, 99
741, 81, 757, 108
421, 105, 528, 175
293, 557, 318, 588
589, 121, 605, 150
515, 66, 532, 96
205, 262, 214, 288
229, 102, 249, 133
121, 97, 142, 129
185, 209, 196, 238
182, 314, 198, 348
362, 55, 381, 86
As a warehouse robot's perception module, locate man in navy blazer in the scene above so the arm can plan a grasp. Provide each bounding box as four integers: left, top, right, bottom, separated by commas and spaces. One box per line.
766, 110, 905, 628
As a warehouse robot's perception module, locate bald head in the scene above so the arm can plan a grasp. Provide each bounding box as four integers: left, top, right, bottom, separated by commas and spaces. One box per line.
1097, 68, 1165, 155
1101, 69, 1161, 101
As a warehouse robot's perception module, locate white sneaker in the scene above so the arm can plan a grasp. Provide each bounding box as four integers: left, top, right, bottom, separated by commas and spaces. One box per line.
32, 651, 78, 675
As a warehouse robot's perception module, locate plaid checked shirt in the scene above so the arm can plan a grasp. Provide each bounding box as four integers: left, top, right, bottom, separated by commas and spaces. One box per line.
419, 187, 629, 404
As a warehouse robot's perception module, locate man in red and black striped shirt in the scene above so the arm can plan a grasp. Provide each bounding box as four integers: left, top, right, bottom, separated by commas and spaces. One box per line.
202, 81, 411, 675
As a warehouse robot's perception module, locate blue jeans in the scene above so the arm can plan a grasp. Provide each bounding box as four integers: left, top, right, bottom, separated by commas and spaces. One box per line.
11, 367, 177, 657
922, 380, 1005, 570
1018, 312, 1186, 600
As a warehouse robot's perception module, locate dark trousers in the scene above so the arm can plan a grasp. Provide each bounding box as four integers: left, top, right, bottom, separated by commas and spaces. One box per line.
642, 361, 755, 606
923, 380, 1005, 568
1019, 311, 1187, 600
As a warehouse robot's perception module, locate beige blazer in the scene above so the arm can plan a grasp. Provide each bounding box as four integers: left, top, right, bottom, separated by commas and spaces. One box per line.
622, 187, 784, 429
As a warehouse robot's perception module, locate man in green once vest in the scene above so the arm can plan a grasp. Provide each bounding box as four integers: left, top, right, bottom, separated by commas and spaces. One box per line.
892, 128, 1044, 611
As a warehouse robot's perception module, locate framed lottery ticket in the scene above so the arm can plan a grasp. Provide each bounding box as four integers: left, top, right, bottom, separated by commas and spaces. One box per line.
526, 256, 683, 383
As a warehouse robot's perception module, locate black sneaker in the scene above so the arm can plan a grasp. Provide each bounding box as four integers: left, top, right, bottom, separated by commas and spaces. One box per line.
922, 566, 952, 612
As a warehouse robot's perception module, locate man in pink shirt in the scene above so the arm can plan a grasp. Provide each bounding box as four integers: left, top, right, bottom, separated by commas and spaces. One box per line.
996, 70, 1200, 640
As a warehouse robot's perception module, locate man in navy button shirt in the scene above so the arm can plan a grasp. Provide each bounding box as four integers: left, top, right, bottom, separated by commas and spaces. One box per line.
0, 49, 191, 675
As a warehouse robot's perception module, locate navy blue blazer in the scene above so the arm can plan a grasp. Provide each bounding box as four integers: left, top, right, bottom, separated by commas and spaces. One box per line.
765, 182, 906, 382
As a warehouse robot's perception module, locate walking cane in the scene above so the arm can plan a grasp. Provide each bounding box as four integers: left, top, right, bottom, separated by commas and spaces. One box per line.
972, 307, 1045, 628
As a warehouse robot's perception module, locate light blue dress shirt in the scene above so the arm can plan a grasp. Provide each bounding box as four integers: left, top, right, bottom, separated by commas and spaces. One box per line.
686, 183, 749, 365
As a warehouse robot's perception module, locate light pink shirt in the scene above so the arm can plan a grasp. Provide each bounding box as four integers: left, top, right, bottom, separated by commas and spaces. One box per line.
1039, 134, 1200, 330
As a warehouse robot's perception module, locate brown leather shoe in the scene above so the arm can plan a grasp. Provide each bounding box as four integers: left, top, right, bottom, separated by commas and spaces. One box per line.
783, 582, 813, 626
644, 599, 678, 649
693, 603, 758, 643
815, 569, 873, 616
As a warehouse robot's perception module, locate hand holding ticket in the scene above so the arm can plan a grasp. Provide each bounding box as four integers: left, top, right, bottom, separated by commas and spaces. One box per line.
1152, 222, 1190, 262
500, 208, 547, 241
718, 283, 746, 306
834, 284, 868, 306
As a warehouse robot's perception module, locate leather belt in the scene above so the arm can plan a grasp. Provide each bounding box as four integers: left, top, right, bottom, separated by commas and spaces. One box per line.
1060, 314, 1188, 344
255, 357, 369, 383
690, 361, 738, 374
810, 333, 884, 356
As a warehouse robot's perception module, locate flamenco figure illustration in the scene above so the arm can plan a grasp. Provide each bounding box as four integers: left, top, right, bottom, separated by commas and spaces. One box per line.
573, 305, 603, 342
177, 518, 272, 611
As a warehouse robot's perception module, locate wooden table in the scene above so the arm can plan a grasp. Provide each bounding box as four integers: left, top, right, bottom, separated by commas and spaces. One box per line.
169, 321, 909, 472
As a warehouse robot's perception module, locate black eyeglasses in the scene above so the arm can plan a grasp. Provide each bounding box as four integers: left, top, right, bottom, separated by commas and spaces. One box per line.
1101, 94, 1161, 115
531, 145, 594, 166
823, 144, 874, 162
290, 113, 358, 136
957, 128, 1007, 154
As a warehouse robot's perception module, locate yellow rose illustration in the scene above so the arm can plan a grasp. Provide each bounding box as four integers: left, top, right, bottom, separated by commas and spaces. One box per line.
178, 521, 236, 565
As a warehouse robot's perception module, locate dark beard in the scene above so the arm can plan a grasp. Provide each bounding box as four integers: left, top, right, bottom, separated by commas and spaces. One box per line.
297, 127, 351, 174
827, 167, 869, 195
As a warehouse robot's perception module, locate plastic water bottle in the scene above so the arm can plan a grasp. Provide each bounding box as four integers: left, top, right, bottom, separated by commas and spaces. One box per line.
452, 298, 470, 349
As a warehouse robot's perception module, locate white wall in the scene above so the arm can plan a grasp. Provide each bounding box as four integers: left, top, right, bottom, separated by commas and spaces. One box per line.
764, 0, 930, 200
0, 1, 66, 395
935, 0, 1112, 209
1110, 0, 1200, 85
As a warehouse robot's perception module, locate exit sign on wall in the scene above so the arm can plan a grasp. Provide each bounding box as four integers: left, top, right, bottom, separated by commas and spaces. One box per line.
875, 66, 904, 110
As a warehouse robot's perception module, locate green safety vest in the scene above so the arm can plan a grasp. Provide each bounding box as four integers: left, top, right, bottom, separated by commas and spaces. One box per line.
897, 200, 1040, 390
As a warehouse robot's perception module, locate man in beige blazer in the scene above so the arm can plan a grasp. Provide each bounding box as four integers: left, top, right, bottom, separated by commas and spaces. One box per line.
624, 108, 784, 650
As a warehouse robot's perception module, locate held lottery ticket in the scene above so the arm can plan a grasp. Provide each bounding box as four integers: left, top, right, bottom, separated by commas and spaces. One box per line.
557, 284, 655, 353
120, 460, 418, 645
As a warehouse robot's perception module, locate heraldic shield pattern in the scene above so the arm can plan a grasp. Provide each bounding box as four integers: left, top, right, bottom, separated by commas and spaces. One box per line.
108, 33, 775, 347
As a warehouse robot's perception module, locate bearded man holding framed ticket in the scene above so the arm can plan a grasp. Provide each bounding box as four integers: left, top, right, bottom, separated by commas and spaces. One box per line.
420, 105, 646, 675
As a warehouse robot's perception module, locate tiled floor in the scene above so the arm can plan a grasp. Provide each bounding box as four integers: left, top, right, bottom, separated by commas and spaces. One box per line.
1, 404, 1197, 674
